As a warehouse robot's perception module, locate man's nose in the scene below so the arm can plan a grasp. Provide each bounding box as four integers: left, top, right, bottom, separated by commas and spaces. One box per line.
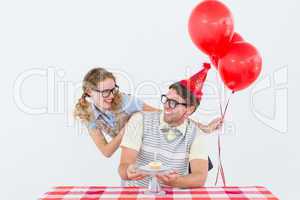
163, 102, 171, 110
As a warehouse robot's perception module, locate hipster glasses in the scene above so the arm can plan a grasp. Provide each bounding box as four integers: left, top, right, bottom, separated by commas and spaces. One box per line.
93, 85, 119, 98
161, 94, 187, 109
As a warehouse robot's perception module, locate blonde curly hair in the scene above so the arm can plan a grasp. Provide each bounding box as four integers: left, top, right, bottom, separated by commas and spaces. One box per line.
74, 67, 122, 123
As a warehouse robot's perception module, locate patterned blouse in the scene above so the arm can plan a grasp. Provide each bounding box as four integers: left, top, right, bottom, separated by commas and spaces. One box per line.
88, 93, 144, 138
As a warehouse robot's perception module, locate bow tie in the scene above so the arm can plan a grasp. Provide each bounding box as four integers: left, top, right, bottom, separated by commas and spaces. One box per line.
160, 125, 183, 142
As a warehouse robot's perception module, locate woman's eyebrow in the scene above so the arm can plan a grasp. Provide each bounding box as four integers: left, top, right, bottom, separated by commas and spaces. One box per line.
96, 86, 115, 91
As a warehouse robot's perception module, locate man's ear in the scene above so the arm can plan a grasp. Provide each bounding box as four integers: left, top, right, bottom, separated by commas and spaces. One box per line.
186, 105, 196, 116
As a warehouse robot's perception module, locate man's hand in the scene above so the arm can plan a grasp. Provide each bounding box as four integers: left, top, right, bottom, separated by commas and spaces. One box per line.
156, 170, 180, 187
127, 164, 148, 180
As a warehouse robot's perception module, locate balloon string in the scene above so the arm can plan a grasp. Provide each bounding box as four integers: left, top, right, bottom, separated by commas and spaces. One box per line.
215, 133, 221, 185
215, 132, 227, 186
218, 133, 227, 186
215, 89, 234, 187
214, 72, 223, 186
222, 91, 234, 120
216, 73, 223, 116
214, 73, 222, 186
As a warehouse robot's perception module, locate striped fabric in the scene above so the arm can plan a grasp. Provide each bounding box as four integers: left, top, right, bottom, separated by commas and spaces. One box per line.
95, 111, 130, 138
125, 112, 197, 187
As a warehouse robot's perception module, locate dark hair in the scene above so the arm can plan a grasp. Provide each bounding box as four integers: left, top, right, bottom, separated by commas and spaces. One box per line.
169, 82, 200, 112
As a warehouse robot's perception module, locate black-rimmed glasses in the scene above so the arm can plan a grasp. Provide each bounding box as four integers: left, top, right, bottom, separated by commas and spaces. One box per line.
93, 85, 119, 98
161, 94, 187, 109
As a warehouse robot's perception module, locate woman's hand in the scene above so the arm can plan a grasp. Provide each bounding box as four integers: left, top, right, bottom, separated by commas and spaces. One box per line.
207, 117, 223, 133
195, 117, 223, 134
89, 127, 125, 158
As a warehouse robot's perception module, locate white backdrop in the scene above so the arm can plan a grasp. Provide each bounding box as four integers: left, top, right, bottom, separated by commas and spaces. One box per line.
0, 0, 299, 199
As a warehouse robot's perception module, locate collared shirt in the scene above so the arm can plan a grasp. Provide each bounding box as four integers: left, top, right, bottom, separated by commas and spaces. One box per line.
120, 112, 208, 161
88, 93, 144, 131
159, 113, 187, 141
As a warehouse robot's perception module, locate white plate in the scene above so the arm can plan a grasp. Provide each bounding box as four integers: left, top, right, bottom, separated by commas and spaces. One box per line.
138, 165, 172, 175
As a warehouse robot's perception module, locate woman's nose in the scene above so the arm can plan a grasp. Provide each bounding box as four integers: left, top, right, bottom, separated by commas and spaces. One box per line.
108, 92, 115, 99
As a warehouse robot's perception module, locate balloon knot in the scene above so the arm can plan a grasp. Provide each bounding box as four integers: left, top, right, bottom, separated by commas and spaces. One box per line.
203, 62, 211, 70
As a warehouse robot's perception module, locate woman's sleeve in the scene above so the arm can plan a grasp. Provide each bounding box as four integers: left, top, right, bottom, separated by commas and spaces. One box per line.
121, 93, 144, 114
86, 120, 97, 130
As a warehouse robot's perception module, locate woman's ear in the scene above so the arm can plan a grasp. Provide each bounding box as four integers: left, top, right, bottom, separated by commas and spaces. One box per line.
85, 88, 92, 97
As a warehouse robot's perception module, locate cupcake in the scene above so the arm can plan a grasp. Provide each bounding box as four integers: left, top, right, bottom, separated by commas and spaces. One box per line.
148, 161, 162, 170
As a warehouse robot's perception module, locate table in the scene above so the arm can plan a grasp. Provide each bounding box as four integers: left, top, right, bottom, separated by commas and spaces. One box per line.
39, 186, 278, 200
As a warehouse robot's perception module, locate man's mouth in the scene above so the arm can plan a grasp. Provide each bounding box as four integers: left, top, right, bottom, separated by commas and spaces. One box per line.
164, 109, 173, 115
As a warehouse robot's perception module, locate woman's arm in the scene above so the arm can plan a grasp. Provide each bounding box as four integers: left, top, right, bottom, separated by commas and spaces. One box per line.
88, 128, 125, 158
196, 121, 211, 133
142, 102, 223, 133
192, 117, 223, 134
142, 103, 161, 112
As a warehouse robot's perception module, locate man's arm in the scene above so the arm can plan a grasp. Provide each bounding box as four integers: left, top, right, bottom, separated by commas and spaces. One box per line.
118, 147, 147, 180
118, 147, 136, 180
173, 159, 208, 188
157, 129, 209, 188
118, 112, 147, 180
156, 159, 208, 188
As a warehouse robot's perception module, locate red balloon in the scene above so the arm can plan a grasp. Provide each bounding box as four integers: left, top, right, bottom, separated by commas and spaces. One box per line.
231, 32, 244, 43
210, 55, 219, 69
218, 42, 262, 92
209, 32, 244, 69
189, 0, 234, 57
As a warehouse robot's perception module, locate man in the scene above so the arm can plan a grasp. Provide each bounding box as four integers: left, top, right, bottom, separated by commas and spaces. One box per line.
118, 63, 213, 188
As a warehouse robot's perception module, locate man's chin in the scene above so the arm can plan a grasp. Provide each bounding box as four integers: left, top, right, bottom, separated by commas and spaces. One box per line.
163, 115, 172, 124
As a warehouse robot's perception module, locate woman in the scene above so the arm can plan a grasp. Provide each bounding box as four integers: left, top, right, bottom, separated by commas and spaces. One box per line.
74, 67, 221, 158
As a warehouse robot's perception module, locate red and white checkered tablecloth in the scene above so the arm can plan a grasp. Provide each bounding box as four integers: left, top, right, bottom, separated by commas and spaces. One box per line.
39, 186, 278, 200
